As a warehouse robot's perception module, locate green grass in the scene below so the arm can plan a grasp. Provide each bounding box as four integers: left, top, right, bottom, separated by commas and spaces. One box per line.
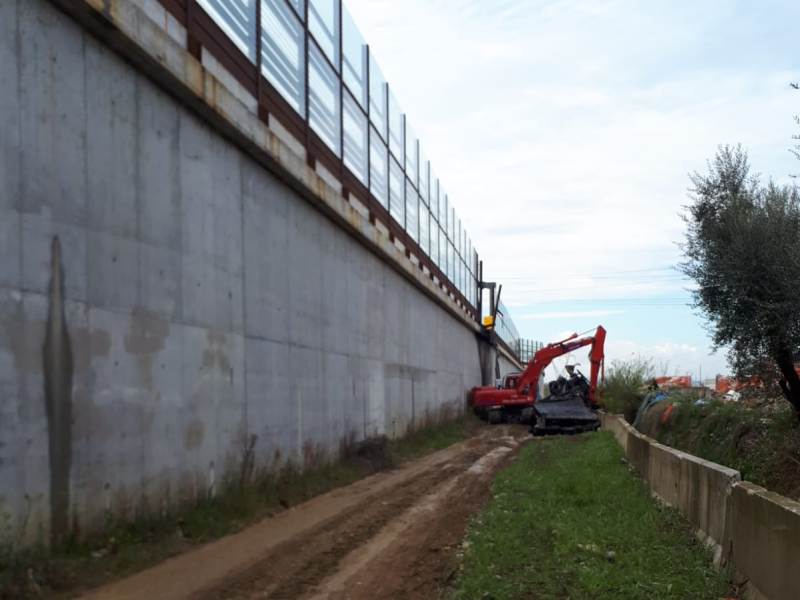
1, 414, 481, 599
453, 433, 729, 600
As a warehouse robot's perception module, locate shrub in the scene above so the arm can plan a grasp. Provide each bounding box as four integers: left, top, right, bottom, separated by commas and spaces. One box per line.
602, 358, 654, 422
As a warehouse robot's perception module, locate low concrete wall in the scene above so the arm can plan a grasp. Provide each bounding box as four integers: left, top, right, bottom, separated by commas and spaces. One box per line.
601, 413, 800, 600
729, 482, 800, 600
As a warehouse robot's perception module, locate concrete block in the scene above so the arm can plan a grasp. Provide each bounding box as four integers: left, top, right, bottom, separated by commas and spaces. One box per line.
179, 112, 244, 269
287, 203, 322, 350
181, 253, 243, 333
76, 308, 149, 509
85, 38, 138, 238
321, 229, 350, 355
730, 482, 800, 600
344, 356, 370, 443
384, 363, 413, 439
0, 289, 32, 541
411, 369, 436, 428
128, 311, 184, 510
322, 351, 349, 456
207, 146, 243, 279
290, 345, 322, 465
241, 157, 289, 343
364, 358, 386, 438
344, 247, 369, 359
600, 413, 631, 452
0, 209, 21, 289
382, 273, 408, 365
0, 0, 20, 212
245, 336, 292, 468
1, 290, 92, 544
138, 241, 182, 321
408, 293, 435, 370
87, 230, 140, 312
21, 214, 88, 303
363, 252, 385, 361
180, 324, 245, 495
624, 427, 651, 480
180, 252, 215, 329
137, 81, 181, 250
0, 290, 47, 422
18, 0, 87, 226
178, 114, 217, 259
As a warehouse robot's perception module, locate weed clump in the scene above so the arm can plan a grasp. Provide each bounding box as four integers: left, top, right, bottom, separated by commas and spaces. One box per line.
601, 358, 654, 422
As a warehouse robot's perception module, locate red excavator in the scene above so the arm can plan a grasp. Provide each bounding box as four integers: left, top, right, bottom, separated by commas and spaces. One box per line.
470, 326, 606, 435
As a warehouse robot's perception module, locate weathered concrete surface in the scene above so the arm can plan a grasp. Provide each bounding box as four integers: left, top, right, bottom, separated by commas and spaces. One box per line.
602, 413, 800, 600
497, 349, 521, 378
0, 0, 484, 545
729, 482, 800, 600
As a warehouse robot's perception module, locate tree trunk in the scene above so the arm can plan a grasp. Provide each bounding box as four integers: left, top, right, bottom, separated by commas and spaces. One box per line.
775, 348, 800, 418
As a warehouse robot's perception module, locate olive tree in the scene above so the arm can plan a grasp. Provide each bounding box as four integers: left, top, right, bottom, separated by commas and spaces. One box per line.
681, 145, 800, 416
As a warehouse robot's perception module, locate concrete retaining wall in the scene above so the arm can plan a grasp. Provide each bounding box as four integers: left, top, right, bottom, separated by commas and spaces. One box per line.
601, 413, 800, 600
0, 0, 485, 546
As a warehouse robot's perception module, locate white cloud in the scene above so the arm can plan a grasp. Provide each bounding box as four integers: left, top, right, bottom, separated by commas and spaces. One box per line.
343, 0, 798, 377
604, 339, 726, 379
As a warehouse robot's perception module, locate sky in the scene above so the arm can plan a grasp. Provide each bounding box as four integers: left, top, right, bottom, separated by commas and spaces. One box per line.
345, 0, 799, 381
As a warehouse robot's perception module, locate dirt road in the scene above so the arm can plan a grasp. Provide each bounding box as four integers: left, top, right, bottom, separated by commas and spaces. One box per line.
81, 425, 527, 600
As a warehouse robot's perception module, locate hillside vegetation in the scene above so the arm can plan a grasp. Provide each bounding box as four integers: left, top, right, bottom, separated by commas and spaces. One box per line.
602, 355, 800, 498
636, 395, 800, 499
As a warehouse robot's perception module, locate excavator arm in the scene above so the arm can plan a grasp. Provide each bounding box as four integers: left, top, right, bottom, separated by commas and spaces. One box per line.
515, 326, 606, 407
587, 326, 606, 407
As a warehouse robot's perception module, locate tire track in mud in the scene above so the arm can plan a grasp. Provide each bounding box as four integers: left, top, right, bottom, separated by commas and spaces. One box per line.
197, 448, 489, 600
309, 443, 519, 600
205, 428, 526, 600
80, 426, 527, 600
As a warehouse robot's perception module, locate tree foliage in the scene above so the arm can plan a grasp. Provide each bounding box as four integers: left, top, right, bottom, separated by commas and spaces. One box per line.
681, 145, 800, 416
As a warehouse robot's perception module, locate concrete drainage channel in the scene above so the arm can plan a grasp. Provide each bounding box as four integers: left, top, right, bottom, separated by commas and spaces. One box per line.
601, 413, 800, 600
80, 426, 528, 600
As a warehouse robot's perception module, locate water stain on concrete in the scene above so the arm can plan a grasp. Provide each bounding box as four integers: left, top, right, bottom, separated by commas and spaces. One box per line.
2, 301, 45, 374
42, 236, 73, 545
124, 307, 169, 390
71, 327, 111, 375
184, 419, 205, 451
202, 330, 232, 379
2, 302, 110, 377
124, 307, 169, 355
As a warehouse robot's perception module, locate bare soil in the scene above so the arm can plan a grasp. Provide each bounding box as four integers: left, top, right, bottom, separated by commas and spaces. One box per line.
79, 425, 528, 600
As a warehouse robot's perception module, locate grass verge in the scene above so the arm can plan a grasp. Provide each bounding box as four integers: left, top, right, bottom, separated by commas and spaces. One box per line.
1, 414, 482, 599
453, 433, 730, 600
